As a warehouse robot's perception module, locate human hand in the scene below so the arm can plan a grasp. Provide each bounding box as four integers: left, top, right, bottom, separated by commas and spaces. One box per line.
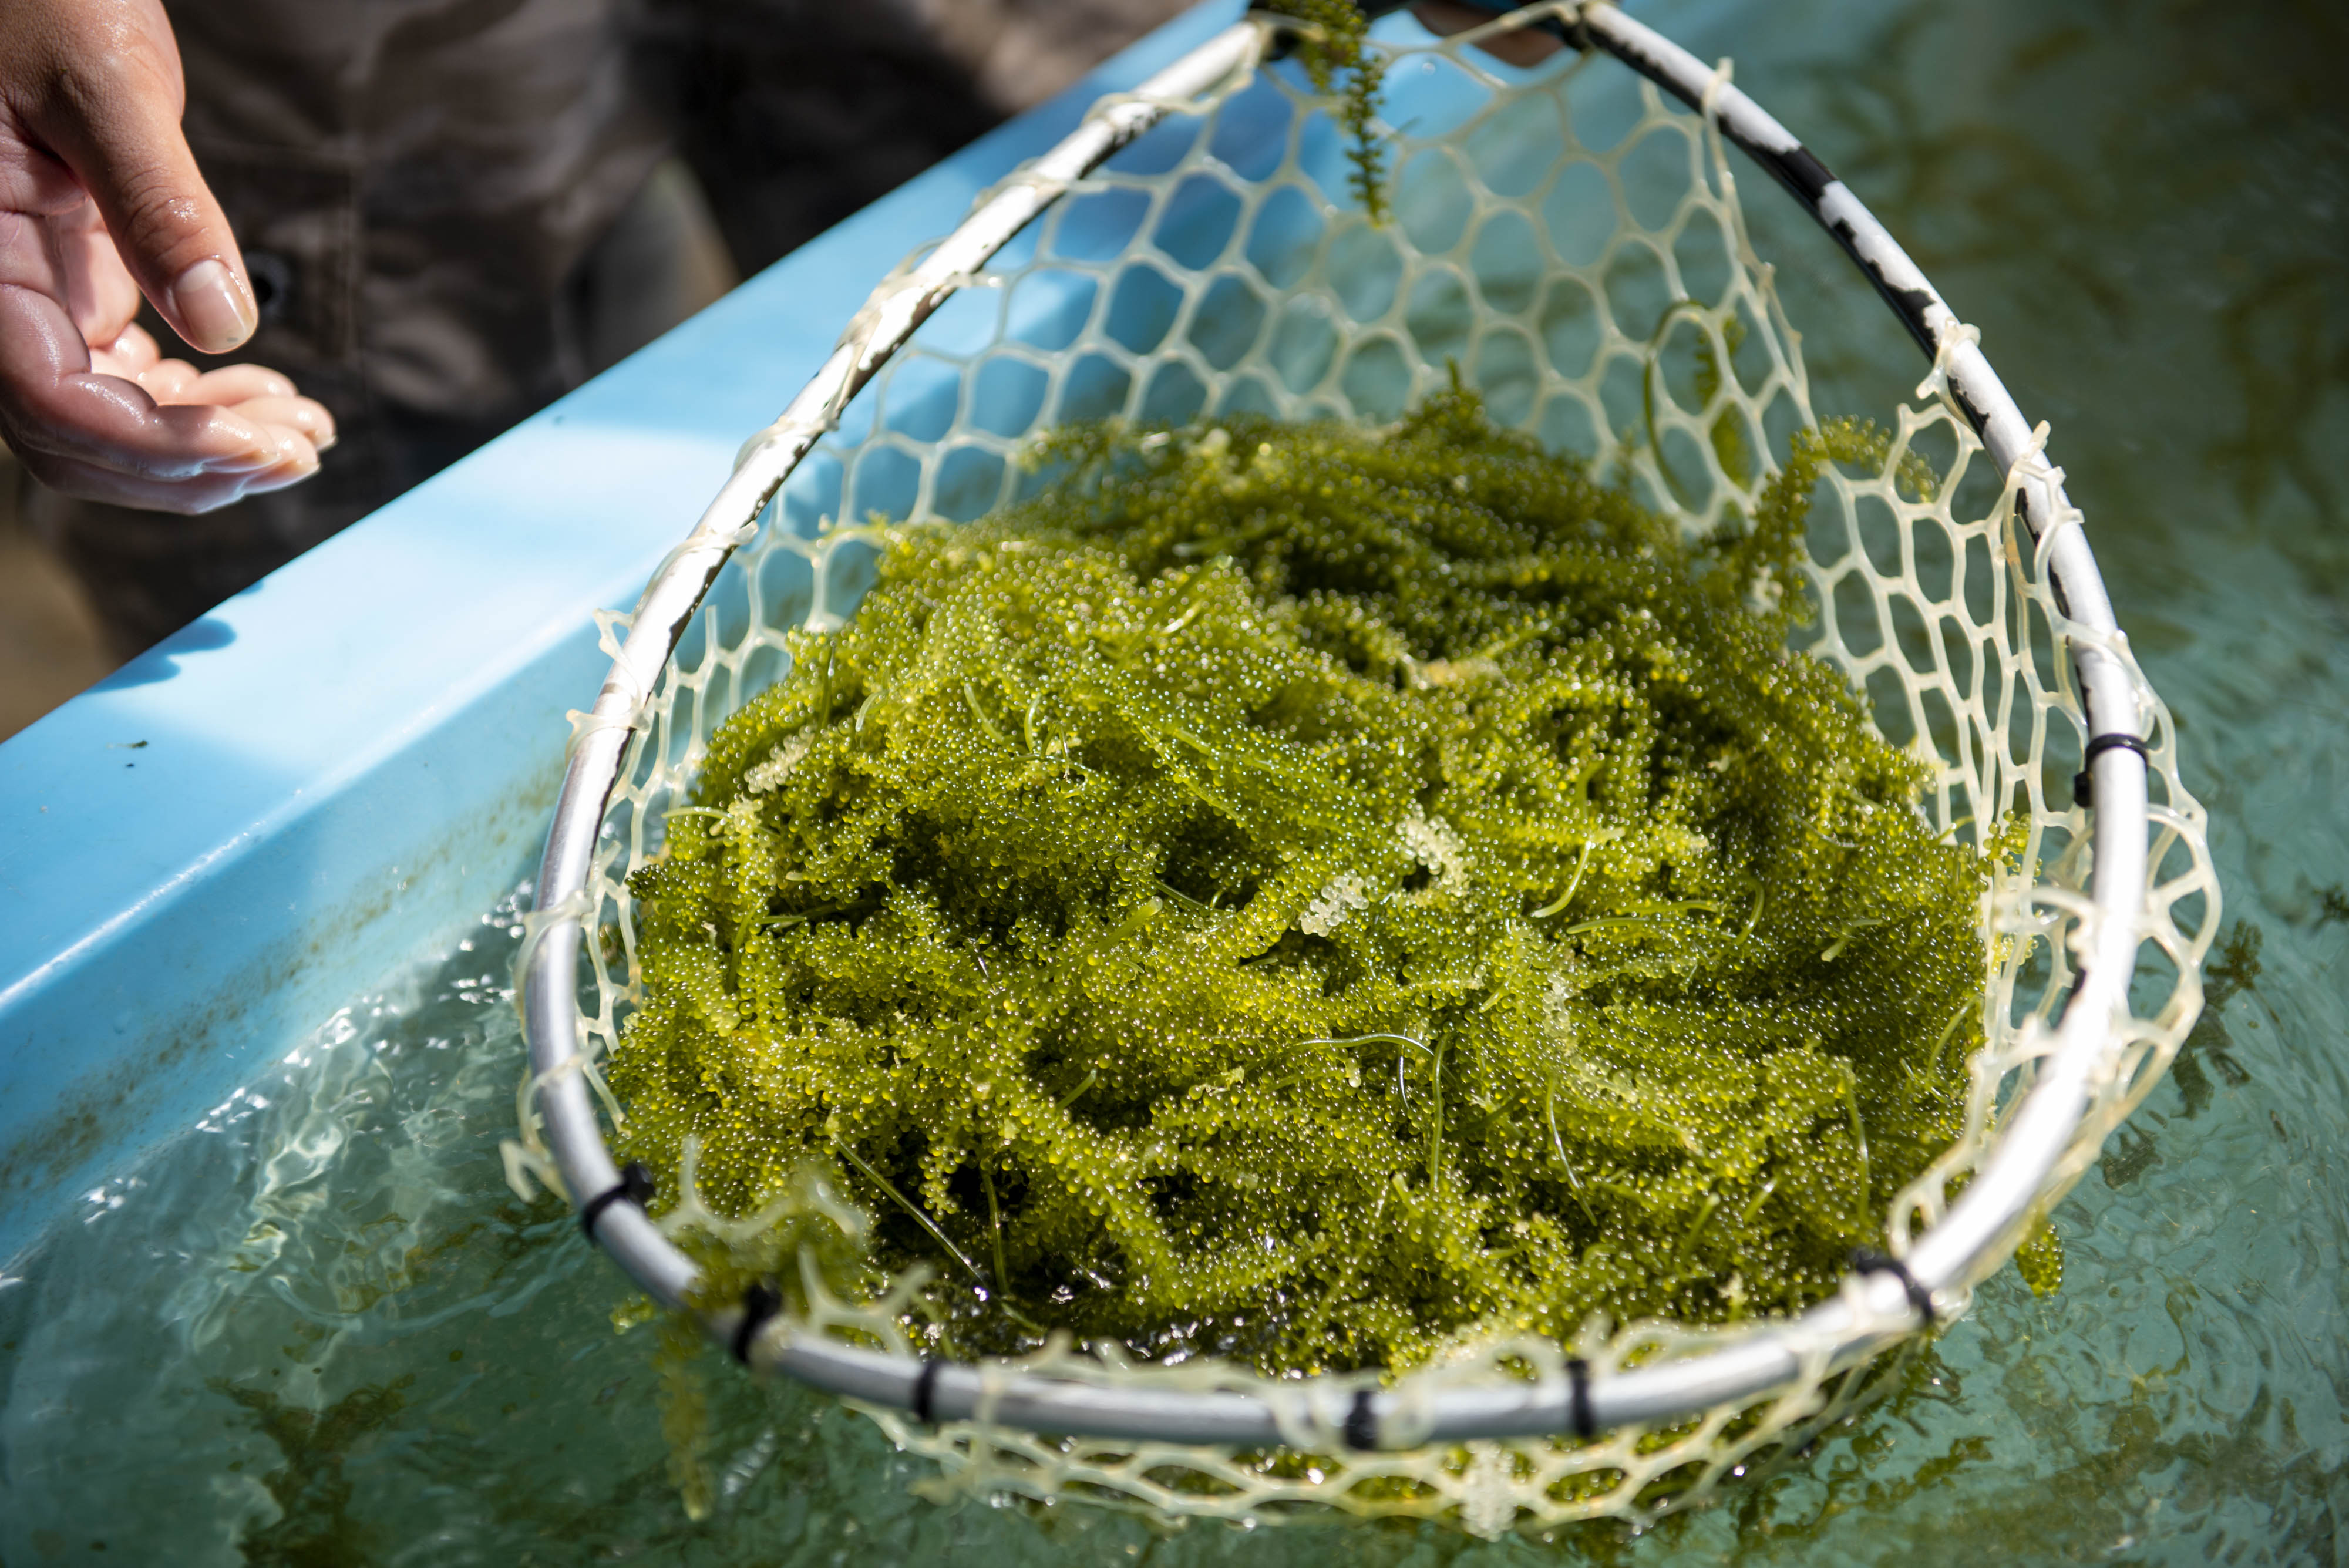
0, 0, 334, 513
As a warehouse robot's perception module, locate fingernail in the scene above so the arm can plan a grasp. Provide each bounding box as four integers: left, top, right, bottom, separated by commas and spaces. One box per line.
200, 417, 278, 473
169, 258, 258, 354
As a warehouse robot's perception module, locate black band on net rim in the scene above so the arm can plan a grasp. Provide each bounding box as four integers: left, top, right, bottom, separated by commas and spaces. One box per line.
732, 1281, 784, 1365
2072, 732, 2151, 809
1850, 1248, 1937, 1326
1340, 1356, 1593, 1451
1343, 1387, 1380, 1451
578, 1161, 655, 1243
1566, 1355, 1596, 1439
911, 1357, 947, 1425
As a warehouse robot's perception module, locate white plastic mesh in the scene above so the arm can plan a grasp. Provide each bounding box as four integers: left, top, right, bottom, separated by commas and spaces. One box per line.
529, 15, 2217, 1537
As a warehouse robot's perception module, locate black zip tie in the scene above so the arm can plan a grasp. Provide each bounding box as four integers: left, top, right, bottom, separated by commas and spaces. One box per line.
1566, 1356, 1595, 1439
732, 1280, 783, 1365
578, 1161, 654, 1243
1850, 1248, 1936, 1325
1343, 1387, 1380, 1451
2072, 732, 2149, 809
2051, 958, 2094, 1028
911, 1357, 946, 1425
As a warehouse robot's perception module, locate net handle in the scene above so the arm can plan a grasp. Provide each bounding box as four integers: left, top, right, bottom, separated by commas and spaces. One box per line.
522, 1, 2155, 1447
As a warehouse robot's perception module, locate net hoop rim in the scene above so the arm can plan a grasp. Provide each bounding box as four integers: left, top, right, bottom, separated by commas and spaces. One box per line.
521, 2, 2164, 1449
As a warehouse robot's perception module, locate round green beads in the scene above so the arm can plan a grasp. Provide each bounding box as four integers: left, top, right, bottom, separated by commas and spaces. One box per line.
610, 391, 1991, 1375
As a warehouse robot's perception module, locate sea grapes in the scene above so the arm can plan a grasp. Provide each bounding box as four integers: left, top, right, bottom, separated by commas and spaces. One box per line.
1281, 1, 1389, 223
610, 391, 1992, 1376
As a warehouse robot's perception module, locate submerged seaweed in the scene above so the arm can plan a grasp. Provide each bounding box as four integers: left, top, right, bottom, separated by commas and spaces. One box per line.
608, 392, 1996, 1376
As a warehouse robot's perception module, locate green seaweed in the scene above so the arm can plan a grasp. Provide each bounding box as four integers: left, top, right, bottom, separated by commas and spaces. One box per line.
1280, 1, 1390, 223
213, 1374, 416, 1567
2169, 919, 2259, 1119
608, 391, 1994, 1375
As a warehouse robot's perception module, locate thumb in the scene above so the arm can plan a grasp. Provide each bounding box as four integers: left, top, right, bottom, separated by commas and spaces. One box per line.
31, 35, 255, 355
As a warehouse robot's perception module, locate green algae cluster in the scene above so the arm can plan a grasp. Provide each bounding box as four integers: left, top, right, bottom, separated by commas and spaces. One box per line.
1280, 1, 1389, 223
609, 391, 1994, 1376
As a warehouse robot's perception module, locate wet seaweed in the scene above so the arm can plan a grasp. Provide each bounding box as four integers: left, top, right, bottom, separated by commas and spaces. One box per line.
608, 392, 1993, 1375
1281, 1, 1389, 223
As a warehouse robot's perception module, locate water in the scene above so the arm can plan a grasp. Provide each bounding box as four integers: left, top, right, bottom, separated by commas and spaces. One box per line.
4, 0, 2345, 1560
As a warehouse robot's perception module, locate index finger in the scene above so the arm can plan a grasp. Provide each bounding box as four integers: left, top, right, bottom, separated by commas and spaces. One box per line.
21, 0, 257, 354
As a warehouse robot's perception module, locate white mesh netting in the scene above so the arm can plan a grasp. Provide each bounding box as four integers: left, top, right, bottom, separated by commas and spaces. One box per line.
516, 12, 2217, 1537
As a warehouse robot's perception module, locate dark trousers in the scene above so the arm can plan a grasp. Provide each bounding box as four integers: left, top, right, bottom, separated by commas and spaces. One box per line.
30, 0, 1172, 657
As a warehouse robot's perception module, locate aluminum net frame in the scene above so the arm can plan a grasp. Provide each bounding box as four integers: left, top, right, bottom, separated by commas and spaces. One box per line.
510, 1, 2218, 1534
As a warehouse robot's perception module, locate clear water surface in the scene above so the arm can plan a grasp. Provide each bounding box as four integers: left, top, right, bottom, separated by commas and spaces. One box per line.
3, 1, 2344, 1562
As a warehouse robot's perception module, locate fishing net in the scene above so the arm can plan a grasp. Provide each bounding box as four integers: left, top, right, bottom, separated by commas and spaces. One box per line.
510, 2, 2218, 1537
